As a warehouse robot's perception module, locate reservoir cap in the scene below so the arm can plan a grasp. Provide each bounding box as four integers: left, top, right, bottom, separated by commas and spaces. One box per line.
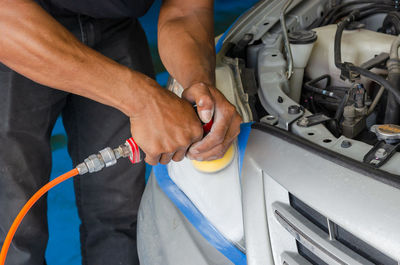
371, 124, 400, 144
288, 30, 317, 44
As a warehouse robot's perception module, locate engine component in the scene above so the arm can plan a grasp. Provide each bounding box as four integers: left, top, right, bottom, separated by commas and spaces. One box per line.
342, 105, 365, 138
380, 11, 400, 35
288, 105, 301, 115
304, 74, 342, 100
384, 34, 400, 124
297, 113, 332, 127
280, 0, 295, 79
354, 83, 366, 108
318, 1, 397, 27
363, 141, 400, 168
288, 30, 317, 102
257, 33, 304, 130
371, 124, 400, 144
360, 52, 389, 70
306, 25, 397, 87
334, 11, 371, 81
341, 82, 366, 138
333, 11, 400, 108
261, 115, 279, 126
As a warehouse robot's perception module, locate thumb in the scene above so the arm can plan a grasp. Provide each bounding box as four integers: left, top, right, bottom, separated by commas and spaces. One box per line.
182, 83, 215, 123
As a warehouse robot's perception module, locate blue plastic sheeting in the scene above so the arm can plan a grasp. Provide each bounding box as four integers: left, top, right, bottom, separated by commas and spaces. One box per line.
238, 122, 253, 174
153, 123, 252, 265
153, 166, 247, 265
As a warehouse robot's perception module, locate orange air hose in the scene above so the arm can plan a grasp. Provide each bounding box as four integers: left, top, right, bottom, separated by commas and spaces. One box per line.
0, 130, 208, 264
0, 168, 79, 265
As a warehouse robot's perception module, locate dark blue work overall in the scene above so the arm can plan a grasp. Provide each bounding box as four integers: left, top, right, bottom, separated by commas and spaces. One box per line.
0, 1, 155, 264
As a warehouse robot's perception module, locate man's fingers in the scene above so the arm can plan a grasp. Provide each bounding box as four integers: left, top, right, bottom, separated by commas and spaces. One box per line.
189, 121, 238, 160
188, 112, 231, 155
160, 152, 174, 165
172, 149, 187, 162
191, 140, 234, 161
182, 83, 214, 123
188, 114, 241, 161
145, 153, 161, 166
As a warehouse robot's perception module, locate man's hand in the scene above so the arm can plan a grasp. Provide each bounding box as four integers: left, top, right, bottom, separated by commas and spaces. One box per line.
130, 78, 203, 165
158, 0, 242, 161
182, 83, 242, 161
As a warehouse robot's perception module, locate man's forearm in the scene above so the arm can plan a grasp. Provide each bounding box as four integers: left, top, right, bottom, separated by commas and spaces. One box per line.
0, 0, 151, 117
158, 0, 215, 88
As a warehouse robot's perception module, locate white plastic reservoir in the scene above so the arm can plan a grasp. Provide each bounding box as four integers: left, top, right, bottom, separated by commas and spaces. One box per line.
306, 24, 398, 86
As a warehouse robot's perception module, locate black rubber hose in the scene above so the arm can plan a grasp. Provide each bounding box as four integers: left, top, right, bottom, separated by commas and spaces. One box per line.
384, 35, 400, 124
321, 0, 394, 26
311, 1, 390, 28
328, 86, 350, 92
304, 75, 342, 100
332, 10, 400, 106
304, 84, 342, 100
380, 12, 400, 35
384, 73, 400, 124
334, 11, 360, 69
328, 5, 393, 24
358, 8, 393, 21
306, 74, 331, 87
334, 91, 349, 120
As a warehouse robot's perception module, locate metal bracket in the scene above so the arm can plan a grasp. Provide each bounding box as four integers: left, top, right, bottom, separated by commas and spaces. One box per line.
297, 113, 332, 127
363, 141, 400, 168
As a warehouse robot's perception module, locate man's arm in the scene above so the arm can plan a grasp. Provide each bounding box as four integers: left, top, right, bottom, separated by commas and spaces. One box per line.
0, 0, 204, 165
158, 0, 242, 161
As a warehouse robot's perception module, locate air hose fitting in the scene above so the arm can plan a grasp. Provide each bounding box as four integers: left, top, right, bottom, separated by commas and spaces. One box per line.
0, 137, 143, 265
76, 137, 142, 175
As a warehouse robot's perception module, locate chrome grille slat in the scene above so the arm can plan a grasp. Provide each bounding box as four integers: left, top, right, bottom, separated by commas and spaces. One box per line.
273, 202, 375, 265
289, 195, 398, 265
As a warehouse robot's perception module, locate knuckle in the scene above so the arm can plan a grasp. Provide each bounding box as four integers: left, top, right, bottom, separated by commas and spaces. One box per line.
221, 105, 235, 118
179, 141, 190, 149
226, 104, 236, 114
160, 159, 170, 165
147, 149, 159, 158
145, 158, 156, 166
163, 141, 179, 154
193, 125, 204, 139
164, 146, 176, 154
172, 155, 184, 162
179, 134, 192, 147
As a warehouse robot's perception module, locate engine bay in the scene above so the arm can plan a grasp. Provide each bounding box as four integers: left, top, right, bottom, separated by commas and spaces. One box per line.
221, 0, 400, 171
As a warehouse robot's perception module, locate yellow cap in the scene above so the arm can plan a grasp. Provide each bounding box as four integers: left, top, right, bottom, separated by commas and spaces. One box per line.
191, 144, 235, 173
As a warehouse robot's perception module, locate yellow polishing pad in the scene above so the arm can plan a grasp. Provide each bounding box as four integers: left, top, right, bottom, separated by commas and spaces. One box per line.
191, 144, 235, 173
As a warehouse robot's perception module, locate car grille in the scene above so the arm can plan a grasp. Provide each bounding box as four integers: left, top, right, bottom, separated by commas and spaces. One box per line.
289, 194, 397, 265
